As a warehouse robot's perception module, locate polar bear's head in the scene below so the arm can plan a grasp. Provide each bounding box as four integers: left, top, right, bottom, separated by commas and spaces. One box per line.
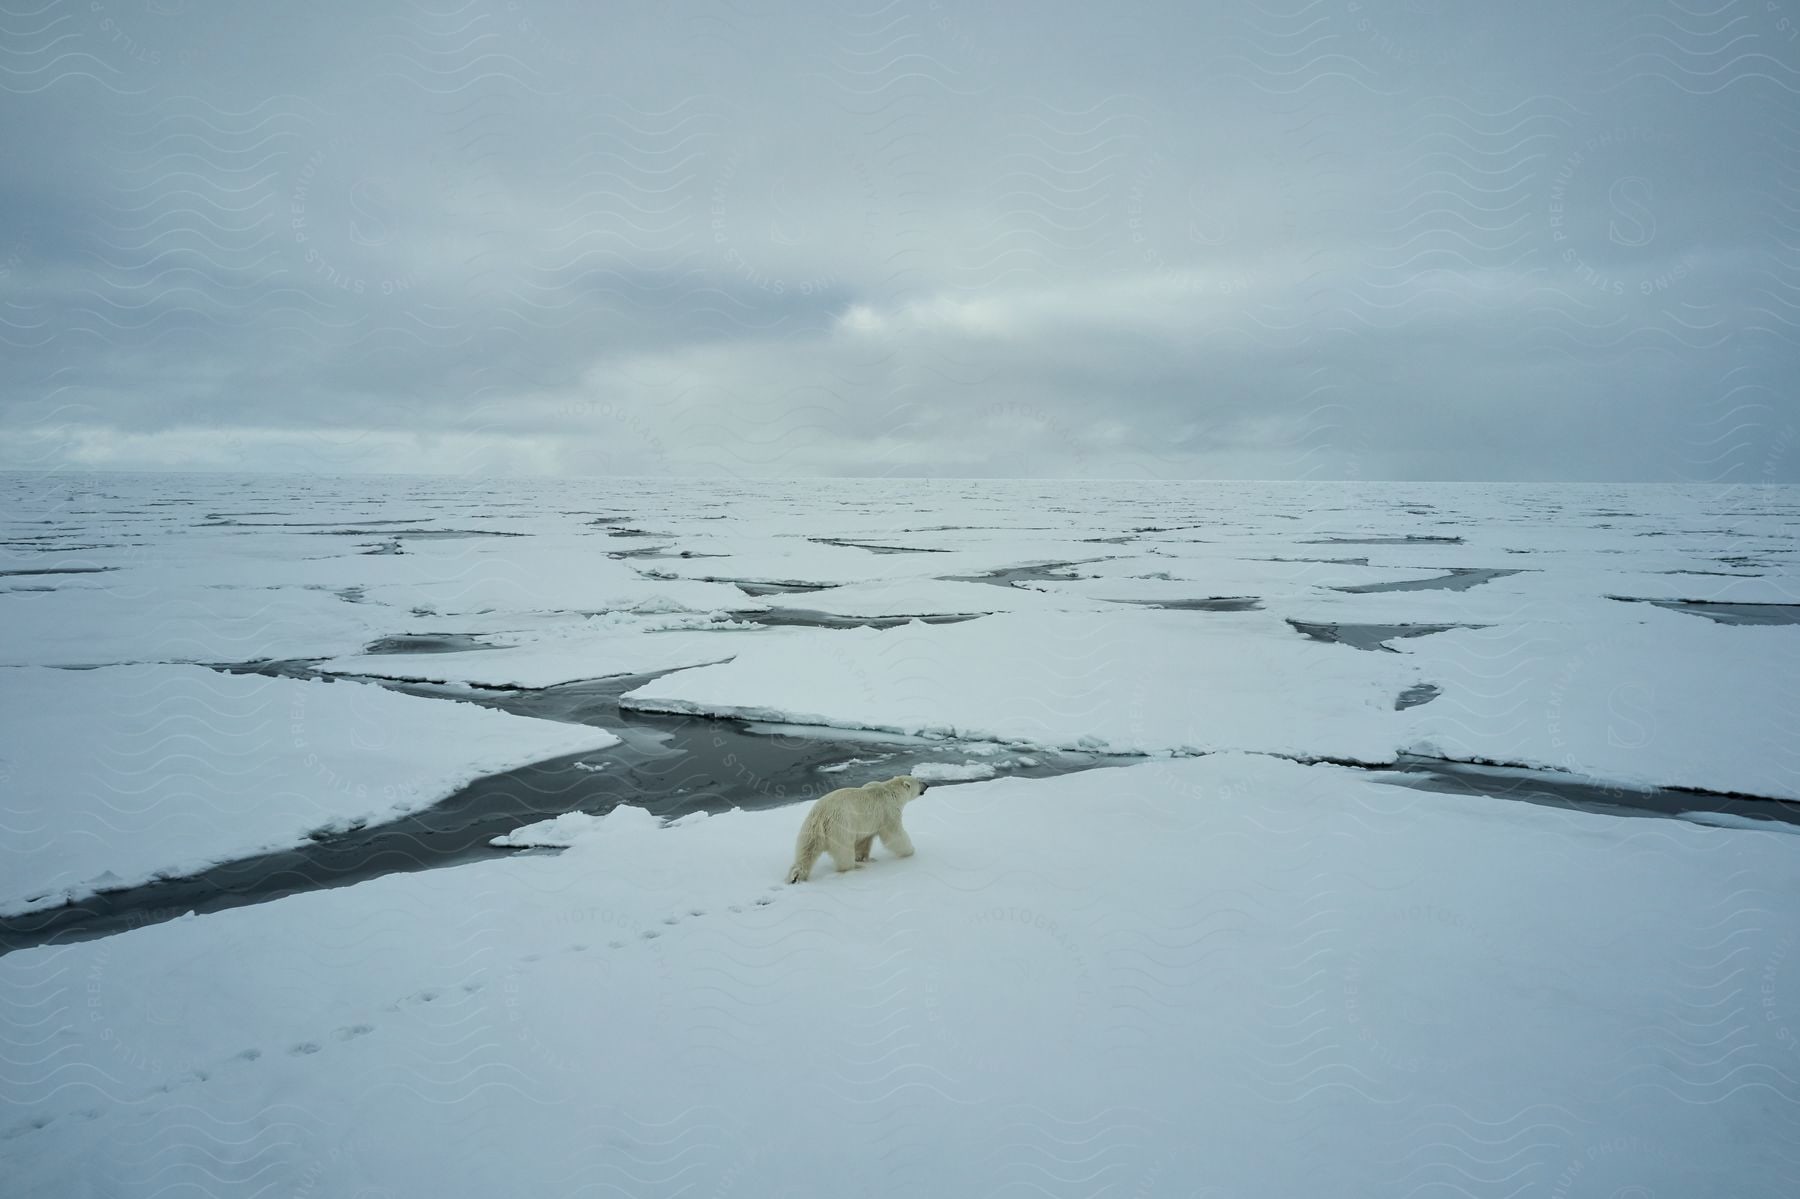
892, 775, 928, 801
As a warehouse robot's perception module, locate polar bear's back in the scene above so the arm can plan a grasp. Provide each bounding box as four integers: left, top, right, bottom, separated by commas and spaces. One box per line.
801, 776, 912, 841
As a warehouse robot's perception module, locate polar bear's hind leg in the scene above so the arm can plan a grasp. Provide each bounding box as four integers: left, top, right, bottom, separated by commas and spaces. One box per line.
786, 844, 820, 884
855, 835, 875, 862
787, 819, 825, 884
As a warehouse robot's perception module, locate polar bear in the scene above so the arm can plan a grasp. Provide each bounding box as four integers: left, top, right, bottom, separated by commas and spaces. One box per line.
785, 775, 929, 883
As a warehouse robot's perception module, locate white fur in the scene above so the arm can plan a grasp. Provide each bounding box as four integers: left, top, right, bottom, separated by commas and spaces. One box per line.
785, 775, 927, 883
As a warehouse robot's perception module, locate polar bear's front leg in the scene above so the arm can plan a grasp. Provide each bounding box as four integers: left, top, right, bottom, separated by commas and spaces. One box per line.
827, 834, 858, 872
854, 835, 875, 862
877, 820, 914, 858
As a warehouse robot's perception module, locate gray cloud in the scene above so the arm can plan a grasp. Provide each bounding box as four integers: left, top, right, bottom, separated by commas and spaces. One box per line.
2, 0, 1798, 481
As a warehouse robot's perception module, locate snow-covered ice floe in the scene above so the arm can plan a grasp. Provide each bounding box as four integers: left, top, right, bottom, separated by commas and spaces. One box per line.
622, 608, 1423, 762
316, 610, 751, 689
909, 760, 1000, 781
488, 804, 656, 848
1398, 610, 1800, 798
3, 755, 1797, 1195
0, 665, 619, 914
2, 474, 1798, 1194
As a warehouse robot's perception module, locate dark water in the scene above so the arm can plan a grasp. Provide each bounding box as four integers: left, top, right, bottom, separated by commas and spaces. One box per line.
945, 560, 1100, 588
307, 528, 523, 539
732, 580, 836, 596
1377, 755, 1800, 830
1335, 567, 1522, 594
197, 518, 428, 528
1394, 683, 1442, 710
1261, 556, 1371, 566
1624, 598, 1800, 626
1287, 620, 1466, 652
743, 608, 986, 630
1306, 535, 1465, 546
609, 547, 728, 560
0, 566, 118, 577
362, 633, 501, 655
0, 671, 1122, 955
1113, 596, 1262, 612
812, 538, 950, 554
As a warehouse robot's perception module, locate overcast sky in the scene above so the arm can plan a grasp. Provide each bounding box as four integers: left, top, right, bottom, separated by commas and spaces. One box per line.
2, 1, 1797, 481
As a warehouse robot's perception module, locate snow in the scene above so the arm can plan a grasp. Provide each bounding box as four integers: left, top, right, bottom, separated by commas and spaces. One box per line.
765, 576, 1100, 617
910, 760, 1000, 781
623, 608, 1423, 761
0, 584, 385, 667
2, 472, 1797, 1196
1679, 810, 1800, 833
489, 805, 655, 848
1398, 610, 1800, 797
317, 610, 750, 688
0, 665, 619, 914
1033, 553, 1442, 597
349, 535, 750, 617
3, 755, 1796, 1196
